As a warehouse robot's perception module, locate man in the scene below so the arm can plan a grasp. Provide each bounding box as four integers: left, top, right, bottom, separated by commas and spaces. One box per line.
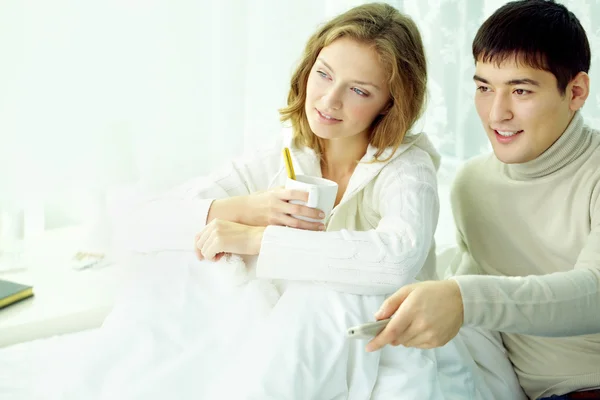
366, 1, 600, 399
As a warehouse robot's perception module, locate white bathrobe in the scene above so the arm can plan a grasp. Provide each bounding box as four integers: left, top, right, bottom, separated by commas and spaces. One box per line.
125, 128, 442, 291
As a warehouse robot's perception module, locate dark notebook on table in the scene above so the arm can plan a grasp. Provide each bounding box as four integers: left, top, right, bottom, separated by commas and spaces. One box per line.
0, 279, 34, 310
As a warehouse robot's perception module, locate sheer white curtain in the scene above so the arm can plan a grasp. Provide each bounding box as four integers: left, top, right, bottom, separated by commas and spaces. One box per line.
0, 0, 598, 238
126, 0, 402, 191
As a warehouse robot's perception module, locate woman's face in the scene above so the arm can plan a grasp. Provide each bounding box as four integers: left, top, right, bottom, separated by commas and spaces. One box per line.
304, 37, 391, 142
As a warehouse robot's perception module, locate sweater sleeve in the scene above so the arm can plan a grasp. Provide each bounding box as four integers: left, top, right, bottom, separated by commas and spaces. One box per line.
121, 146, 283, 253
452, 187, 600, 336
255, 155, 439, 295
441, 162, 486, 279
443, 231, 484, 278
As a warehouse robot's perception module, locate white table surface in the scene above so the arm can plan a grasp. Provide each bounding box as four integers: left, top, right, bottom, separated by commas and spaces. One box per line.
0, 227, 136, 347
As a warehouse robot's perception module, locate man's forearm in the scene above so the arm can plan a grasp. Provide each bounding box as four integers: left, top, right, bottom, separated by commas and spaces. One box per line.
453, 268, 600, 336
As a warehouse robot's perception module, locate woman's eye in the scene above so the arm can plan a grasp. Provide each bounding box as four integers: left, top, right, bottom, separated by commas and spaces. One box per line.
352, 87, 367, 96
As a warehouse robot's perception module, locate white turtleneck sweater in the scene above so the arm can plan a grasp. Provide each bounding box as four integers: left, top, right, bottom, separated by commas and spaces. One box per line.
447, 112, 600, 399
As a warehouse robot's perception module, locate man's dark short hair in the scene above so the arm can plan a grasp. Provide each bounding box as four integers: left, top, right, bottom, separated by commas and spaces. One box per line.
472, 0, 591, 94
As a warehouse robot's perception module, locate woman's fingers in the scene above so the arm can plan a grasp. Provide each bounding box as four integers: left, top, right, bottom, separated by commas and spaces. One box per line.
265, 189, 326, 229
194, 233, 204, 260
200, 232, 220, 261
277, 189, 309, 203
283, 202, 325, 222
278, 214, 325, 231
195, 223, 216, 259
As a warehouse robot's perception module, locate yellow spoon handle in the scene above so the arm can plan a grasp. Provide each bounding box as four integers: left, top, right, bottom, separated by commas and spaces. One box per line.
283, 147, 296, 180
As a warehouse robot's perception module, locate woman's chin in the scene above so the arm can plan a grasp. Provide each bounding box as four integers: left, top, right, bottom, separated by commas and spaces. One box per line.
312, 131, 334, 140
308, 121, 339, 140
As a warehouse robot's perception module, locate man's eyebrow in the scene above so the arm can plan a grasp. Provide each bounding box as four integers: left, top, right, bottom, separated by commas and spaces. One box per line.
505, 78, 540, 86
472, 75, 540, 86
317, 57, 381, 90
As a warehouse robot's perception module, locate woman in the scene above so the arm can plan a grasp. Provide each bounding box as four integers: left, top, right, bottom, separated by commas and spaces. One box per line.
45, 3, 491, 399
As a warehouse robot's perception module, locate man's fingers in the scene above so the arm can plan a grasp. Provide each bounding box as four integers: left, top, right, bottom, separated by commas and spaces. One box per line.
366, 318, 404, 352
366, 315, 411, 352
391, 322, 419, 347
366, 295, 414, 352
375, 285, 412, 320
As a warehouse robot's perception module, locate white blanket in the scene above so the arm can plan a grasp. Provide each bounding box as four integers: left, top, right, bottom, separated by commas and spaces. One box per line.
25, 253, 494, 400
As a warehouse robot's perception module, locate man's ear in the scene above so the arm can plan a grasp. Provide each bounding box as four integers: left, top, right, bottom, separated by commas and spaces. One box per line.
568, 71, 590, 112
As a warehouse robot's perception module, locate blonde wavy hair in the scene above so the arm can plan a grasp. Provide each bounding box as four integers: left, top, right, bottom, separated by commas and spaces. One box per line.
279, 2, 427, 161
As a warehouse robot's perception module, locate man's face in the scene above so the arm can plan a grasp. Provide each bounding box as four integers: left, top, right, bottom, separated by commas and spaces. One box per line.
473, 59, 575, 164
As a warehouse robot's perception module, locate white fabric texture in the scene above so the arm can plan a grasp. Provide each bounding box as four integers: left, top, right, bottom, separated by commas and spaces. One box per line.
0, 251, 527, 400
6, 131, 498, 399
123, 129, 441, 293
0, 330, 100, 400
18, 252, 491, 400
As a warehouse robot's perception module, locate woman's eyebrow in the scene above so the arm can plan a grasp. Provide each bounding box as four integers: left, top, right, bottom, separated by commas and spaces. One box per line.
317, 57, 381, 90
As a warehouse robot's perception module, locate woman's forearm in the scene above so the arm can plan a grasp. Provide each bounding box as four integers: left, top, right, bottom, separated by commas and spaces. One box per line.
206, 197, 245, 224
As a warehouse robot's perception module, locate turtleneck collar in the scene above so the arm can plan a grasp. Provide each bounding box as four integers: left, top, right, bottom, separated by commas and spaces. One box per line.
506, 111, 591, 180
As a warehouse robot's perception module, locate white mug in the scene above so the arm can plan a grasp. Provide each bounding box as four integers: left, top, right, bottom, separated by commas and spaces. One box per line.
285, 175, 338, 222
